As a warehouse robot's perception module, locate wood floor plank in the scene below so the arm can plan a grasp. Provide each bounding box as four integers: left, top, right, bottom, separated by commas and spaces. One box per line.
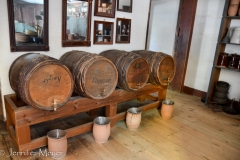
116, 121, 200, 160
78, 133, 122, 160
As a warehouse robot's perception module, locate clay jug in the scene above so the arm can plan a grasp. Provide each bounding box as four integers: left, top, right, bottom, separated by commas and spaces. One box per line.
228, 0, 239, 16
161, 100, 174, 120
47, 129, 67, 159
93, 117, 111, 143
126, 108, 142, 130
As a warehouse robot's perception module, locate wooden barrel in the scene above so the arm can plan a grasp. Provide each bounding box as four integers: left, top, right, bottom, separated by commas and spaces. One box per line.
131, 50, 175, 86
9, 53, 74, 110
99, 50, 149, 91
60, 50, 118, 99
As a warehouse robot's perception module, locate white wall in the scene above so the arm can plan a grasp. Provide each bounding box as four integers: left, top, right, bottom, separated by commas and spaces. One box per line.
0, 0, 150, 119
147, 0, 180, 55
185, 0, 240, 99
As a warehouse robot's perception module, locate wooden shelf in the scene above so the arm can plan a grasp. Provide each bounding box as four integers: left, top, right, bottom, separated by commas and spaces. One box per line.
219, 42, 240, 45
205, 0, 240, 105
93, 20, 113, 44
5, 83, 167, 152
214, 65, 240, 72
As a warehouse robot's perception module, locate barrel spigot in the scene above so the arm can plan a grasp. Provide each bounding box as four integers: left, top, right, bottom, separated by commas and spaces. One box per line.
52, 99, 59, 111
100, 89, 106, 97
136, 83, 141, 89
166, 77, 170, 86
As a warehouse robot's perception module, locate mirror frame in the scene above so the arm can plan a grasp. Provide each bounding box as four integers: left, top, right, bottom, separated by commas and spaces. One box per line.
94, 0, 116, 18
7, 0, 49, 52
62, 0, 92, 47
115, 18, 131, 43
117, 0, 132, 13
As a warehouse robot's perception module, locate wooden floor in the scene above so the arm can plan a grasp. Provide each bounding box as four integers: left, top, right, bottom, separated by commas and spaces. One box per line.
0, 90, 240, 160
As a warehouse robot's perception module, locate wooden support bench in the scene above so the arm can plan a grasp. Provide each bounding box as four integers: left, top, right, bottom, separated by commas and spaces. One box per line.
4, 83, 167, 153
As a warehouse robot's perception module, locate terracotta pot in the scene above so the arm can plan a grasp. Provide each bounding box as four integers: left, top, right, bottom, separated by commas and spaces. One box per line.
228, 3, 239, 16
217, 53, 229, 67
230, 0, 240, 4
161, 100, 174, 120
126, 107, 142, 130
93, 117, 111, 143
47, 129, 67, 159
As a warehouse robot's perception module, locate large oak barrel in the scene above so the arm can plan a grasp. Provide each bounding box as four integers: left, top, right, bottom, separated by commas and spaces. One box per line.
60, 50, 118, 99
99, 50, 149, 91
131, 50, 175, 86
9, 53, 74, 110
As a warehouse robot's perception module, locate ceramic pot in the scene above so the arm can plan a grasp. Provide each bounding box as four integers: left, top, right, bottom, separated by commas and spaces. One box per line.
230, 0, 240, 4
47, 129, 67, 159
217, 53, 229, 67
230, 27, 240, 43
228, 0, 239, 16
93, 116, 111, 143
126, 107, 142, 130
161, 100, 174, 120
212, 96, 228, 105
213, 91, 228, 98
215, 81, 230, 93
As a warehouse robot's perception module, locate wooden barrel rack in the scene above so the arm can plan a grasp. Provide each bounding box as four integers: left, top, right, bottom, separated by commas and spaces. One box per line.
4, 83, 167, 153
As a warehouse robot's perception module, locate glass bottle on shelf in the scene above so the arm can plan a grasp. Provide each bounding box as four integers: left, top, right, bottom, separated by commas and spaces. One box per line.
122, 25, 126, 35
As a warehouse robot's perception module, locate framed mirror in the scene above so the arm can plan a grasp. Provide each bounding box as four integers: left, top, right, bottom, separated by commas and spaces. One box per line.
117, 0, 132, 13
62, 0, 92, 47
116, 18, 131, 43
7, 0, 49, 52
94, 0, 116, 18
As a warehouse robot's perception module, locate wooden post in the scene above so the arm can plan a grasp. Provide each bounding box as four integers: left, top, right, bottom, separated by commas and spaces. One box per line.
105, 103, 117, 127
170, 0, 198, 92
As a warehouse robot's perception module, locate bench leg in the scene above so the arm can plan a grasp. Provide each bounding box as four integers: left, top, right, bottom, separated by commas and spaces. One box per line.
106, 103, 117, 127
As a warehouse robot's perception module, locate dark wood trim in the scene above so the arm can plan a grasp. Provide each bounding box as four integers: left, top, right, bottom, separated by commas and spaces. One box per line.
117, 0, 132, 13
7, 0, 49, 52
182, 86, 206, 98
62, 0, 92, 47
115, 18, 131, 43
94, 0, 116, 18
145, 0, 152, 50
169, 0, 198, 92
93, 20, 114, 44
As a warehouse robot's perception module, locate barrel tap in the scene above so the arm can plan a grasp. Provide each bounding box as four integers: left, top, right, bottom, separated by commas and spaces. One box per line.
52, 99, 59, 111
136, 83, 141, 89
100, 89, 106, 97
166, 77, 170, 86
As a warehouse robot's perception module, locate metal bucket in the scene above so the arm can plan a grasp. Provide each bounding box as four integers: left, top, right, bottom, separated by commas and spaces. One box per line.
47, 129, 67, 159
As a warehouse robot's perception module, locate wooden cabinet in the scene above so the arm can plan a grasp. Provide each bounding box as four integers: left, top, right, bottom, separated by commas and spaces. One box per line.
94, 0, 116, 18
93, 20, 114, 44
205, 0, 240, 104
116, 18, 131, 43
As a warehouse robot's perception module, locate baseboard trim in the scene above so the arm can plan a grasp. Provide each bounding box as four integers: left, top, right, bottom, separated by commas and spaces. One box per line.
182, 86, 207, 98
